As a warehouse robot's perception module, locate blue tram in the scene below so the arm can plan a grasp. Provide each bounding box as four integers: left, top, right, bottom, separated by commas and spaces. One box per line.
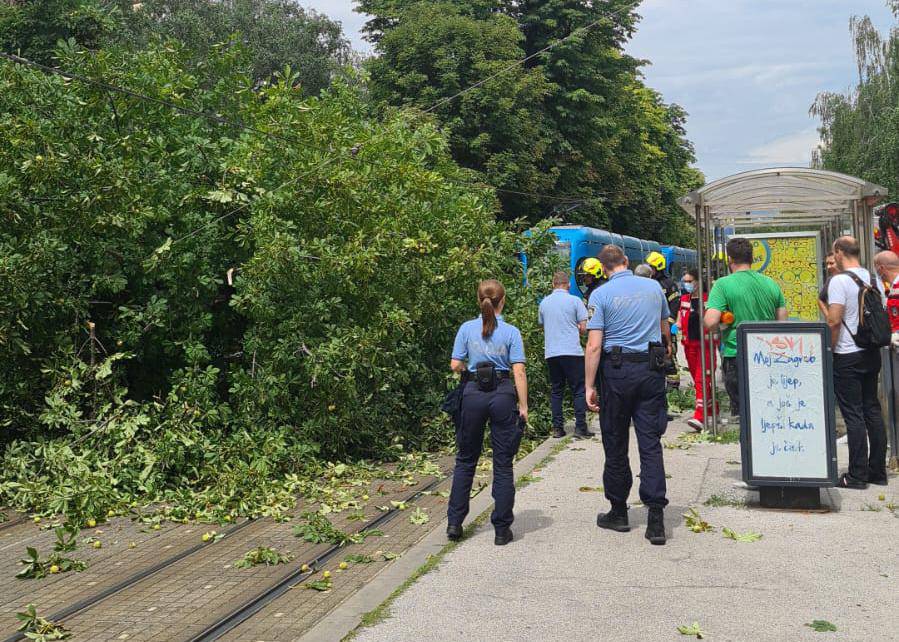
547, 225, 697, 297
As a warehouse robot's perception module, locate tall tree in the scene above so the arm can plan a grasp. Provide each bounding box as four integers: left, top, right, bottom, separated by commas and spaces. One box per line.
359, 0, 702, 240
812, 4, 899, 199
0, 0, 124, 63
120, 0, 351, 94
367, 2, 556, 220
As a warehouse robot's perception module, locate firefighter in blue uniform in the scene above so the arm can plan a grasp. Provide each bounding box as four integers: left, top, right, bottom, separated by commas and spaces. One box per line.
584, 245, 670, 545
447, 279, 528, 546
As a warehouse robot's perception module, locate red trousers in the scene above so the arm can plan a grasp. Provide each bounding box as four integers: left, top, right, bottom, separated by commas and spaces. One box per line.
683, 339, 717, 421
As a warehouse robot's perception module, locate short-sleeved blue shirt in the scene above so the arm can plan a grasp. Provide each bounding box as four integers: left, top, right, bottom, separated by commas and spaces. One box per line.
538, 289, 588, 359
586, 270, 668, 353
452, 315, 526, 372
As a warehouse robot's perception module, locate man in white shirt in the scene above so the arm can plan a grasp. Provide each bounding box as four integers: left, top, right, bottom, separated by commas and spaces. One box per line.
826, 236, 889, 489
539, 271, 593, 439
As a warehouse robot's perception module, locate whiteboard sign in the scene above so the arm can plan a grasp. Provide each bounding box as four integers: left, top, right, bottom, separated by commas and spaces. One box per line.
738, 322, 837, 486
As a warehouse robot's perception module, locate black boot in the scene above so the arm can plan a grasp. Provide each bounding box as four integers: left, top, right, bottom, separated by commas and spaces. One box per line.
552, 426, 566, 438
645, 507, 666, 545
446, 523, 463, 541
494, 527, 513, 546
574, 428, 596, 439
596, 505, 630, 532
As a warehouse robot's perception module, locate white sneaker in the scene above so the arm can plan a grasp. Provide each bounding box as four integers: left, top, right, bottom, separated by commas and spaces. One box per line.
686, 418, 703, 432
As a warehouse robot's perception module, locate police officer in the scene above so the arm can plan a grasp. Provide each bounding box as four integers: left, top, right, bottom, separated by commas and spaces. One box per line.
447, 279, 527, 546
581, 257, 606, 303
585, 245, 670, 545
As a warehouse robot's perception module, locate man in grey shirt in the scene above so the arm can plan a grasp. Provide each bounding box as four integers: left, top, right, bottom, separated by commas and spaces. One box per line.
539, 271, 593, 438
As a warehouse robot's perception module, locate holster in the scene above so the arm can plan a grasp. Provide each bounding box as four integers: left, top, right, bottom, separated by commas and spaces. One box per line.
648, 342, 667, 373
475, 361, 498, 392
609, 346, 623, 369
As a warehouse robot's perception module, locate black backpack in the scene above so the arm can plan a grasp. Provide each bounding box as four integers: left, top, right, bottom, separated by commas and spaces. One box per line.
841, 271, 891, 349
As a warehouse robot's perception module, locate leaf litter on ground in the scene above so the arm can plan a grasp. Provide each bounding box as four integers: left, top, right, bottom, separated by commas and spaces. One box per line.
677, 621, 705, 638
722, 527, 762, 542
805, 620, 837, 632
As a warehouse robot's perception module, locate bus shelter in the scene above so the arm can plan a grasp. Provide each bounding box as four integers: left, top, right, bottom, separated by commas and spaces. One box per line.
678, 168, 896, 465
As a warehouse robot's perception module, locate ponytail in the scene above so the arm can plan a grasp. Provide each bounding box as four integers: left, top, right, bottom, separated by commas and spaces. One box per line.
477, 279, 506, 338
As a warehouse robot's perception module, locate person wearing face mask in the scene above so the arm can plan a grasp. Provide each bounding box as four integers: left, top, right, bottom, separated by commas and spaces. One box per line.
677, 269, 718, 431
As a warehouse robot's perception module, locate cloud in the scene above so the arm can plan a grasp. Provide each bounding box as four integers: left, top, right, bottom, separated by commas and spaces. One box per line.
740, 128, 823, 166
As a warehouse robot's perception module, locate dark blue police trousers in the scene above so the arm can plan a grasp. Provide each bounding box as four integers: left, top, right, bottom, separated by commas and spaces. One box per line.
599, 360, 669, 509
447, 380, 523, 531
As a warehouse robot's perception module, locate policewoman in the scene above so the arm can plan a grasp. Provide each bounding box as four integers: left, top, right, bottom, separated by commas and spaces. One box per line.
584, 245, 670, 545
447, 279, 528, 546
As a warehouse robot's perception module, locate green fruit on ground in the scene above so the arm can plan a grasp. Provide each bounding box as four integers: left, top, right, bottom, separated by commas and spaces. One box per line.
339, 561, 348, 570
49, 565, 60, 574
86, 518, 96, 528
93, 540, 102, 549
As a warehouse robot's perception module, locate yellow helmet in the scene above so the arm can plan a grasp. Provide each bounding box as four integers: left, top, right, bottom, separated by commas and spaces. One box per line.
645, 251, 666, 271
582, 257, 604, 278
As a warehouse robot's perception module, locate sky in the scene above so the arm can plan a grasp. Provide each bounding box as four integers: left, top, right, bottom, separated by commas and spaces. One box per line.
303, 0, 896, 181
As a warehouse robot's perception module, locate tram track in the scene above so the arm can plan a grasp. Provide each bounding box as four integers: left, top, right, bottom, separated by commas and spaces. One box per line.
0, 512, 27, 534
2, 469, 450, 642
186, 475, 446, 642
1, 517, 258, 642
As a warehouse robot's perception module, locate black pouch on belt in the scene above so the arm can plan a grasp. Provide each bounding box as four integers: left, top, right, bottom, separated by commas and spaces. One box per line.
648, 342, 667, 373
475, 361, 498, 392
609, 346, 623, 368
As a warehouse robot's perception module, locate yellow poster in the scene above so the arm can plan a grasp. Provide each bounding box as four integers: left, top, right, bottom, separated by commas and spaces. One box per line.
747, 234, 821, 321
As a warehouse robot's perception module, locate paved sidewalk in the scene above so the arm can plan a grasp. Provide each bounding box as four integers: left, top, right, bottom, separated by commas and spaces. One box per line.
354, 420, 898, 642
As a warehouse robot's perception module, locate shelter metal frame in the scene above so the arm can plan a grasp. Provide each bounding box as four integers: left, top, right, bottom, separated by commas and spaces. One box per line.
678, 168, 889, 446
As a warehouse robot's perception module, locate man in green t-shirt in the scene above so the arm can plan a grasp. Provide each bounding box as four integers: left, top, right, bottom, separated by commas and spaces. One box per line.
704, 237, 788, 417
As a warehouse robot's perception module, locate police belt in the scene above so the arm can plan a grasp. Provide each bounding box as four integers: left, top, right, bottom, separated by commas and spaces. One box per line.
602, 351, 649, 362
470, 370, 512, 380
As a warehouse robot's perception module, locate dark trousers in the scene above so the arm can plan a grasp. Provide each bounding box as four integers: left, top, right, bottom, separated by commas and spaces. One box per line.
599, 360, 669, 508
547, 355, 587, 433
833, 350, 888, 482
722, 356, 740, 416
447, 380, 523, 531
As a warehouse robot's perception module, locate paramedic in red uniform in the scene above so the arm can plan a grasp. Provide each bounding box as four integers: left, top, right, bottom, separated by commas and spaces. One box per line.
677, 269, 717, 431
874, 251, 899, 345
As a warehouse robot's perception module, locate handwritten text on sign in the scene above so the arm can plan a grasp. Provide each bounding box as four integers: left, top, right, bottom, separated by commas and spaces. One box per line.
746, 332, 828, 479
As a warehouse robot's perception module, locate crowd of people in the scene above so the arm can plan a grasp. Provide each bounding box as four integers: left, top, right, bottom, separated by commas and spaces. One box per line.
444, 235, 892, 549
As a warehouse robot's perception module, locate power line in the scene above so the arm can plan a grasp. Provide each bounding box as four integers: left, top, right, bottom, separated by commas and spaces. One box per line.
421, 1, 638, 115
1, 51, 618, 207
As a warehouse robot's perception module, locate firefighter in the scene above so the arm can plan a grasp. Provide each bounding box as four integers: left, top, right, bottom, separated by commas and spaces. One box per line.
581, 257, 606, 303
645, 251, 681, 392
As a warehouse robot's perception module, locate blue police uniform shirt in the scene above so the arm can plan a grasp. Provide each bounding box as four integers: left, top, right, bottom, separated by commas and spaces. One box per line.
586, 270, 668, 353
451, 315, 526, 372
538, 289, 588, 359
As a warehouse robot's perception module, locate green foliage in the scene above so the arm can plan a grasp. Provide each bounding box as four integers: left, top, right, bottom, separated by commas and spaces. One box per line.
676, 621, 705, 639
721, 527, 762, 543
15, 604, 71, 641
0, 20, 557, 521
17, 546, 87, 579
805, 620, 838, 633
233, 546, 292, 568
812, 8, 899, 197
53, 524, 80, 552
0, 0, 124, 63
119, 0, 351, 94
362, 0, 703, 240
292, 512, 382, 547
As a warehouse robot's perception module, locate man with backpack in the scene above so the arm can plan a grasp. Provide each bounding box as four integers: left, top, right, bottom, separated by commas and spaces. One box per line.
826, 236, 890, 489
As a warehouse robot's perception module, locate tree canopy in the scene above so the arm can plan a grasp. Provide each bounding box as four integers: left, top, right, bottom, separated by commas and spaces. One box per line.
359, 0, 703, 243
812, 4, 899, 199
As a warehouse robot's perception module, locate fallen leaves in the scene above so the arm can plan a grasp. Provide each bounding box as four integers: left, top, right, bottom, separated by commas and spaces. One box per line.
722, 527, 762, 542
677, 621, 705, 638
683, 508, 714, 533
409, 507, 430, 525
805, 620, 837, 633
578, 486, 603, 493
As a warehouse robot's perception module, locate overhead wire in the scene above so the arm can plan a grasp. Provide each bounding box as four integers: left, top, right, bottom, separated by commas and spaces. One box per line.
1, 4, 639, 242
421, 1, 638, 115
